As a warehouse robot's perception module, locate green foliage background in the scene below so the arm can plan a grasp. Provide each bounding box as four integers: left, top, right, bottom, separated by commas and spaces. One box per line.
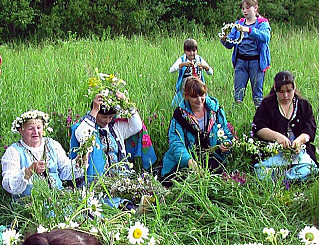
0, 0, 318, 41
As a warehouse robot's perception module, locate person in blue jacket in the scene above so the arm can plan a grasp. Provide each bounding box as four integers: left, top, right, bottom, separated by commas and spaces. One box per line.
161, 76, 232, 179
220, 0, 271, 107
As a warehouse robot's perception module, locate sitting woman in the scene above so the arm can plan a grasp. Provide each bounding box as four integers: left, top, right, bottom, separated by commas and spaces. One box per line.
161, 76, 232, 180
252, 71, 318, 180
70, 92, 143, 181
1, 110, 84, 197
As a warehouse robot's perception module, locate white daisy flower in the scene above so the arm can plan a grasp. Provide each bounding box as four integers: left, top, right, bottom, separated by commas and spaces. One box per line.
37, 225, 48, 233
148, 236, 156, 245
114, 231, 121, 241
298, 226, 319, 244
279, 228, 289, 239
90, 227, 99, 234
88, 196, 103, 217
57, 223, 67, 229
217, 129, 224, 138
127, 221, 149, 244
2, 228, 21, 245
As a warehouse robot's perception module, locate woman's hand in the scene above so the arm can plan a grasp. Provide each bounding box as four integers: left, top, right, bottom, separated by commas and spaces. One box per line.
219, 142, 231, 152
237, 25, 250, 33
115, 91, 126, 100
188, 158, 198, 170
275, 133, 291, 148
90, 94, 104, 117
25, 161, 46, 179
198, 63, 208, 71
292, 134, 310, 153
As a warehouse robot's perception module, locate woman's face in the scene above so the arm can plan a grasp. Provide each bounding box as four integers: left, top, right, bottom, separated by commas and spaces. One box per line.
276, 83, 295, 105
186, 94, 206, 111
19, 119, 44, 147
96, 114, 116, 128
242, 2, 257, 19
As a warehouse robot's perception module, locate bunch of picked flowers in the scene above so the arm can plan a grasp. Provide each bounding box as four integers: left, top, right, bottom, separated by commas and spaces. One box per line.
87, 69, 136, 118
97, 171, 168, 205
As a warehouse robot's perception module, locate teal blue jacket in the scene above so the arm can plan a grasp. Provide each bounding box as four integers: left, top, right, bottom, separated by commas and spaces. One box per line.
161, 96, 232, 176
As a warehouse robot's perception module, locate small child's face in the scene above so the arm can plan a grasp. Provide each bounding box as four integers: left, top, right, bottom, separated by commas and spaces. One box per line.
242, 2, 258, 19
185, 48, 197, 61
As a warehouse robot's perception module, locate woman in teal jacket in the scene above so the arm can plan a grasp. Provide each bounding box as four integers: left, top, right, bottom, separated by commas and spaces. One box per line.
161, 76, 233, 177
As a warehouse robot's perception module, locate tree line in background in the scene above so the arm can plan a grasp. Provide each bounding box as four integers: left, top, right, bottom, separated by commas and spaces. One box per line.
0, 0, 318, 42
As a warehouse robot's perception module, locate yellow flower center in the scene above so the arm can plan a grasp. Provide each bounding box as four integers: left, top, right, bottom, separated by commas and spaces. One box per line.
133, 228, 142, 239
305, 232, 314, 241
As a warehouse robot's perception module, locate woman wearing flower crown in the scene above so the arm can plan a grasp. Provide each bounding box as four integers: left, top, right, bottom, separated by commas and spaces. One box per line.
1, 110, 84, 197
220, 0, 271, 107
252, 71, 318, 180
70, 92, 143, 182
161, 76, 232, 185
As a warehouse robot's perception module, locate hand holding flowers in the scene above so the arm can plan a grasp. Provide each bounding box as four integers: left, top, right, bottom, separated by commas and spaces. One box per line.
87, 69, 136, 118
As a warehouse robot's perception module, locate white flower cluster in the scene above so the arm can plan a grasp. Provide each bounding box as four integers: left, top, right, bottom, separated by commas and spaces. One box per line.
11, 110, 50, 133
218, 23, 245, 44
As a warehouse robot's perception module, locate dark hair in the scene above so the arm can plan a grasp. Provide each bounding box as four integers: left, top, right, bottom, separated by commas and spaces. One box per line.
22, 229, 101, 245
268, 71, 301, 97
184, 39, 198, 51
90, 102, 116, 115
183, 76, 207, 98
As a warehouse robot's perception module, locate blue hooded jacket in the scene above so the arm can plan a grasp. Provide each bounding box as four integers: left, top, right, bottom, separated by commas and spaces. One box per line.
162, 96, 233, 176
222, 16, 271, 72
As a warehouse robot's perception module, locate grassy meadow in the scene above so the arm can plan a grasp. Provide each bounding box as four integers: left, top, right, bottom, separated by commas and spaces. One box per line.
0, 25, 319, 244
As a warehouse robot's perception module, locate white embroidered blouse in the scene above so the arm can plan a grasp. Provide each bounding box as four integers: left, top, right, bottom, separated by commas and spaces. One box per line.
1, 138, 83, 195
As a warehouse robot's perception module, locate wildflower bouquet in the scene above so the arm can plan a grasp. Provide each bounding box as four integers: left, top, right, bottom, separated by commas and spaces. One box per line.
96, 171, 168, 205
87, 69, 136, 118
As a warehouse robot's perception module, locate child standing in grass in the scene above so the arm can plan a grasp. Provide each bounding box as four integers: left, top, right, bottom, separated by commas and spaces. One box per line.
220, 0, 271, 107
170, 38, 214, 107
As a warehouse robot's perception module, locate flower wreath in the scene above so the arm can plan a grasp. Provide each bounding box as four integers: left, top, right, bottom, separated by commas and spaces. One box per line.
218, 23, 245, 44
11, 110, 50, 133
86, 69, 136, 118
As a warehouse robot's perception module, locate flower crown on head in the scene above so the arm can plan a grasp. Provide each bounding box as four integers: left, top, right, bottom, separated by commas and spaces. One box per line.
11, 110, 50, 133
86, 68, 136, 118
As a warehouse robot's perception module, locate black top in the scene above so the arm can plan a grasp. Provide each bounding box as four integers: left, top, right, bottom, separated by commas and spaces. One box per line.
252, 94, 317, 164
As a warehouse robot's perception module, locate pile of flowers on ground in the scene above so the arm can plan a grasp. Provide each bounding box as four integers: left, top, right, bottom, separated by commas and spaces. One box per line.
96, 170, 168, 205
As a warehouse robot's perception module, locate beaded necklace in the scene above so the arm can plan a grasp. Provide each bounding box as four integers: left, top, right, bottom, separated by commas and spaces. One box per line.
278, 99, 293, 119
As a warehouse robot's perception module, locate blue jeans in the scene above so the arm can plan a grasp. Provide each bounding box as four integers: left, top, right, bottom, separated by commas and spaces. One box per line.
234, 59, 265, 106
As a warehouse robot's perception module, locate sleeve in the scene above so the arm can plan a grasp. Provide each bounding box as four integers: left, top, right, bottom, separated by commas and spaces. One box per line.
249, 21, 271, 43
169, 57, 183, 73
1, 146, 29, 195
252, 99, 272, 136
75, 113, 96, 143
300, 100, 316, 141
200, 57, 213, 75
114, 110, 143, 140
51, 139, 84, 180
167, 119, 192, 168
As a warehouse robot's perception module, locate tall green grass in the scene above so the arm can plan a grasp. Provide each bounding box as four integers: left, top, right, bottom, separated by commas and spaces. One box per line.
0, 27, 319, 244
